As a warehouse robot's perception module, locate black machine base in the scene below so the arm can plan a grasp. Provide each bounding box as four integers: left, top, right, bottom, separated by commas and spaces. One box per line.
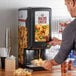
25, 65, 46, 71
18, 63, 46, 71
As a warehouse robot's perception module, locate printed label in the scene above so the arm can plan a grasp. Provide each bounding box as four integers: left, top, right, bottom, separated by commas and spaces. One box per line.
35, 11, 49, 42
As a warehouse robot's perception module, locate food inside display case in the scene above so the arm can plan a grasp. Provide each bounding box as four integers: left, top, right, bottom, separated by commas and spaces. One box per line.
35, 24, 49, 42
18, 26, 27, 48
18, 25, 28, 65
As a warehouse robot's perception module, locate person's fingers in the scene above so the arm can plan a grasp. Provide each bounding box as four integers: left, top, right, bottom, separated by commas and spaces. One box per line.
52, 37, 59, 42
49, 41, 53, 44
52, 37, 58, 40
42, 60, 52, 71
44, 65, 52, 71
42, 60, 49, 67
50, 41, 55, 45
42, 64, 50, 70
50, 41, 57, 46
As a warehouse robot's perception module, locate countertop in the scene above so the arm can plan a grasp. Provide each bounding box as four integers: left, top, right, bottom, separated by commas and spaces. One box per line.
0, 68, 76, 76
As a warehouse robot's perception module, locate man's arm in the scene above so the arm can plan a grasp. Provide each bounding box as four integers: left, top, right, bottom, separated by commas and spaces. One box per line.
42, 23, 74, 70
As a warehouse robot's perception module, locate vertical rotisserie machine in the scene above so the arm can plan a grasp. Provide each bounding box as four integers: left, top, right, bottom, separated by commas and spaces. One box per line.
18, 7, 52, 71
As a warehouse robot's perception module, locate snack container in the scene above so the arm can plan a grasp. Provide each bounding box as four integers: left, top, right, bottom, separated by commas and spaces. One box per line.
5, 55, 16, 71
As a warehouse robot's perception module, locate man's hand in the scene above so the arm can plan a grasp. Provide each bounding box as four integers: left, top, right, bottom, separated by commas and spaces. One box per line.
42, 60, 52, 71
42, 59, 58, 71
50, 37, 61, 46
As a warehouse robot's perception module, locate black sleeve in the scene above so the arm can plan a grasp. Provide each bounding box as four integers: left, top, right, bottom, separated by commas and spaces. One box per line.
54, 25, 74, 64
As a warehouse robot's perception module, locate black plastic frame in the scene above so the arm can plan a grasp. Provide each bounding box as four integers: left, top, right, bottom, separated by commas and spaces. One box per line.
18, 7, 52, 49
31, 8, 52, 49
